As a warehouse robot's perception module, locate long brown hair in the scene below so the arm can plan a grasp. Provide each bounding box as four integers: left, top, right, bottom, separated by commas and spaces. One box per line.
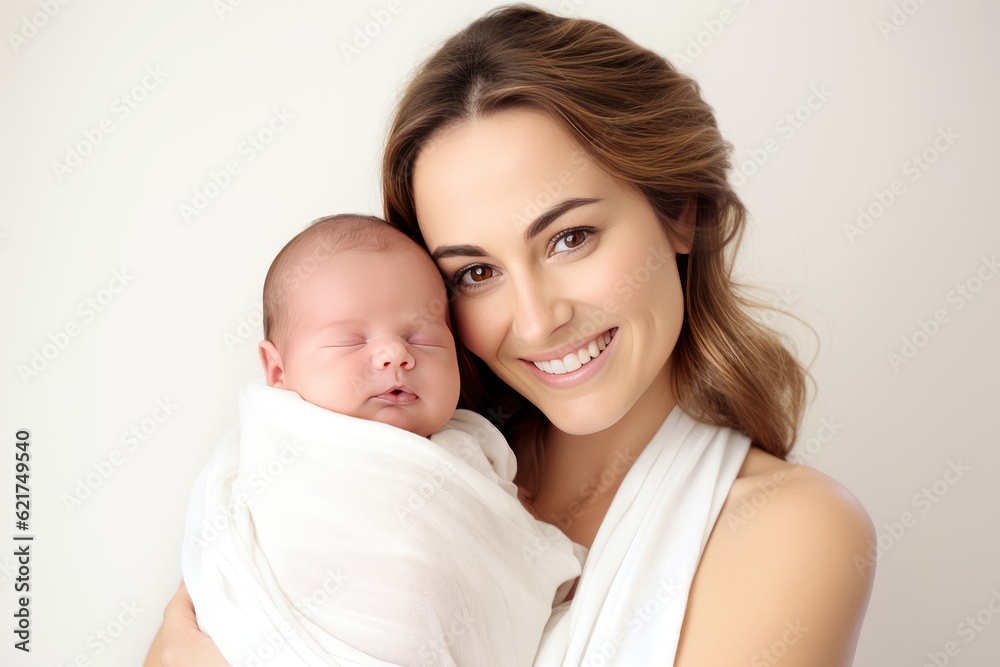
382, 4, 813, 490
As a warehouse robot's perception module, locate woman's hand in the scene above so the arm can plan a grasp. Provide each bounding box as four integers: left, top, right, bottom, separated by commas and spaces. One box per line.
143, 581, 230, 667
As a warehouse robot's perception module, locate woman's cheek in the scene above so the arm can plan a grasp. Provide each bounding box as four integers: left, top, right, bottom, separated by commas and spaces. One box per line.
452, 299, 497, 361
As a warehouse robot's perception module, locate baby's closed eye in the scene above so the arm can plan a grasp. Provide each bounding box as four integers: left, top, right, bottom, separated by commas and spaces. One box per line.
322, 339, 366, 348
408, 338, 446, 347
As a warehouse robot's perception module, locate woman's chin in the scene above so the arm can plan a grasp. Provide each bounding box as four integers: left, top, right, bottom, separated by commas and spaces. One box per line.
537, 401, 629, 437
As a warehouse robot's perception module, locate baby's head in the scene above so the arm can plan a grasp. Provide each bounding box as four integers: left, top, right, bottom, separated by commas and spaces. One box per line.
258, 214, 460, 437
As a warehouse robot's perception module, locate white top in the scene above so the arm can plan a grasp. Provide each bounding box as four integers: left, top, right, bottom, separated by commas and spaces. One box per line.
532, 403, 751, 666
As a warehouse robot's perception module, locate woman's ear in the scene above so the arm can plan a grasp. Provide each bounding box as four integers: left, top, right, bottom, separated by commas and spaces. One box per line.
668, 196, 697, 255
258, 340, 286, 388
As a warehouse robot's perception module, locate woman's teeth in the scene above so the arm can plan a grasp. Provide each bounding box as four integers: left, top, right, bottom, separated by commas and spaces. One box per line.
532, 330, 613, 375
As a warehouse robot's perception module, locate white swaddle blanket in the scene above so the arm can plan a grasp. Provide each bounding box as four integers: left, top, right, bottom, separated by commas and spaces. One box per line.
532, 404, 751, 666
182, 381, 583, 667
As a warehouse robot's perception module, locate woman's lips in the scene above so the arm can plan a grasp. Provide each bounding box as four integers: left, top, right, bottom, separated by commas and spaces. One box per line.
521, 327, 617, 389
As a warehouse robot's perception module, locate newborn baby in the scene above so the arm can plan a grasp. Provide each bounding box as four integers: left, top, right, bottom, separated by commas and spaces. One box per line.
182, 214, 584, 667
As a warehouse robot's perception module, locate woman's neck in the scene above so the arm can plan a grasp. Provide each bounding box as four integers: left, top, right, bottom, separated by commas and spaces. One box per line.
524, 365, 677, 546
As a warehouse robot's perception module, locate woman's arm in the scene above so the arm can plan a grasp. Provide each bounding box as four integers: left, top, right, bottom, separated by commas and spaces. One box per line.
142, 625, 165, 667
142, 582, 231, 667
674, 464, 877, 667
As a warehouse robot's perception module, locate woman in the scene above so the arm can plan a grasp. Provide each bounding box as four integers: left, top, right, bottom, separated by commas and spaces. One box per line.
147, 5, 875, 665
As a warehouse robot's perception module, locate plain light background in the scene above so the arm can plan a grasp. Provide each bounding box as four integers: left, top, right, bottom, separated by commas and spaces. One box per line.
1, 0, 997, 665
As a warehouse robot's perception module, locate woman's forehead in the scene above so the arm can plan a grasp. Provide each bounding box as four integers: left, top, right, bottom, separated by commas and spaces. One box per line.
412, 109, 612, 244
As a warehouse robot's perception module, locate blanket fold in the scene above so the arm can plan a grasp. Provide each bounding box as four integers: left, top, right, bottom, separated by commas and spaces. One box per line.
183, 381, 583, 667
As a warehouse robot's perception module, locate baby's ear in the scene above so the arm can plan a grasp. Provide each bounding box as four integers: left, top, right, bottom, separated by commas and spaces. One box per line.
258, 340, 286, 388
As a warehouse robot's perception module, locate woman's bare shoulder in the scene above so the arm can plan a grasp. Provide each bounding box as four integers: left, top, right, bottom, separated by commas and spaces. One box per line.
726, 446, 875, 541
674, 446, 877, 667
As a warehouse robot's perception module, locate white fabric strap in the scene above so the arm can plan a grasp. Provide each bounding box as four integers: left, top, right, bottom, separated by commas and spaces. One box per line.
533, 405, 751, 666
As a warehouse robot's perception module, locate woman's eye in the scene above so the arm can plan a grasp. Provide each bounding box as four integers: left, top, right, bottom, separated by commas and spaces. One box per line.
552, 228, 592, 254
452, 264, 496, 289
467, 265, 494, 282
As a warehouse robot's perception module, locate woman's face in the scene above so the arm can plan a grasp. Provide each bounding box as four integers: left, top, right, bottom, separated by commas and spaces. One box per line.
412, 108, 690, 435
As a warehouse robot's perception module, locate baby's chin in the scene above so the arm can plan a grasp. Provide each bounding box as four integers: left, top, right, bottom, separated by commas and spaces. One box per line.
369, 404, 452, 438
372, 410, 448, 438
293, 387, 453, 437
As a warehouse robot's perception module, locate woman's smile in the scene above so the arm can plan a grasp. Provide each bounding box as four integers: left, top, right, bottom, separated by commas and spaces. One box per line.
522, 327, 617, 386
522, 327, 615, 370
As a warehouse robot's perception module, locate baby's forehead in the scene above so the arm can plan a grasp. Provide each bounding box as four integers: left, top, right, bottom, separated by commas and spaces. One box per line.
295, 247, 448, 316
317, 244, 443, 283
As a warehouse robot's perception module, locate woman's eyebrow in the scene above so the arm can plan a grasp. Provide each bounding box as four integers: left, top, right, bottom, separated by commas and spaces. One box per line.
430, 197, 601, 260
431, 244, 486, 261
522, 197, 600, 242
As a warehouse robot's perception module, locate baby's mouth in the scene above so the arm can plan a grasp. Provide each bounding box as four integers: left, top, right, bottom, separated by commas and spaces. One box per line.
374, 387, 418, 404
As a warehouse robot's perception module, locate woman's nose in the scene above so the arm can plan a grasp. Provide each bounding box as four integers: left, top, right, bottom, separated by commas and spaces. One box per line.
370, 336, 415, 371
509, 274, 571, 345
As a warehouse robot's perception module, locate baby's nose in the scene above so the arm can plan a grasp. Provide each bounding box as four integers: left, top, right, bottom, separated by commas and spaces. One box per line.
371, 337, 415, 370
